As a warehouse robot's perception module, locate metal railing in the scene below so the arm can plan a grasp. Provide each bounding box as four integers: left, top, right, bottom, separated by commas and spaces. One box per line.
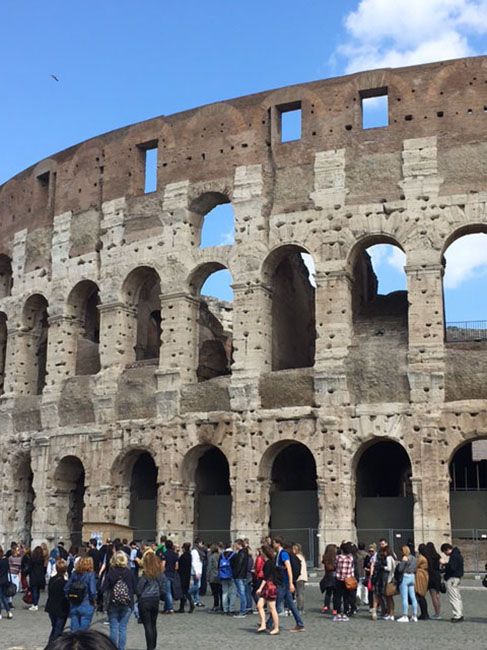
446, 321, 487, 342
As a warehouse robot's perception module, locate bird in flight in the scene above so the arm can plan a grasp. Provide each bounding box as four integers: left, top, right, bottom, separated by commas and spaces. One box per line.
50, 74, 59, 82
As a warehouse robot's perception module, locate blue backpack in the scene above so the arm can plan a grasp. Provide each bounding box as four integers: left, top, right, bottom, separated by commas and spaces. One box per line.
218, 552, 235, 580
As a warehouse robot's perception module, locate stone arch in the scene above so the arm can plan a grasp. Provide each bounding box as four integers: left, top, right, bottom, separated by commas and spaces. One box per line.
67, 279, 100, 375
188, 262, 234, 382
122, 266, 161, 362
5, 451, 35, 545
0, 311, 7, 395
181, 444, 232, 543
353, 437, 413, 546
22, 293, 49, 395
111, 446, 158, 541
189, 191, 235, 249
262, 244, 315, 371
260, 440, 319, 555
53, 455, 85, 546
440, 223, 487, 261
0, 254, 13, 298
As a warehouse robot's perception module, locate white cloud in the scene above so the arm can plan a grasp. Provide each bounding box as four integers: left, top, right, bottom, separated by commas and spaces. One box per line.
219, 230, 235, 245
301, 253, 316, 287
336, 0, 487, 73
368, 244, 406, 273
444, 233, 487, 288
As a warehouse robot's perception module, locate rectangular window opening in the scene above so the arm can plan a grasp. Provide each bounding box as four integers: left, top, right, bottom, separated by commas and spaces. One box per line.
144, 146, 158, 193
278, 102, 302, 142
360, 88, 389, 129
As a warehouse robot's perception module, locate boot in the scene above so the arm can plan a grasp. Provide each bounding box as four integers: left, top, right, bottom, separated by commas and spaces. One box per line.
177, 598, 185, 613
188, 594, 194, 613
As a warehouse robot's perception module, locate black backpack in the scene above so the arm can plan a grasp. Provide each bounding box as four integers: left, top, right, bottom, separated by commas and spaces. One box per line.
67, 579, 87, 604
289, 553, 302, 583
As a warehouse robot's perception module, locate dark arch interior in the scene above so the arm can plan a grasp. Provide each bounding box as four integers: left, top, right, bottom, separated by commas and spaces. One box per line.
271, 251, 315, 371
271, 443, 317, 491
356, 441, 412, 497
450, 442, 487, 490
194, 447, 231, 542
449, 441, 487, 536
75, 284, 101, 375
56, 457, 85, 546
130, 453, 158, 541
14, 457, 35, 545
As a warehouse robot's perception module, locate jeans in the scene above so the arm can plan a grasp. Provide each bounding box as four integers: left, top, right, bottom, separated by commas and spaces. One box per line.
234, 578, 248, 614
70, 601, 95, 631
221, 579, 236, 613
189, 576, 201, 604
273, 584, 304, 628
31, 585, 41, 606
245, 580, 253, 611
164, 575, 174, 611
9, 574, 20, 603
108, 605, 132, 650
48, 614, 67, 643
399, 574, 418, 617
139, 598, 159, 650
0, 584, 11, 614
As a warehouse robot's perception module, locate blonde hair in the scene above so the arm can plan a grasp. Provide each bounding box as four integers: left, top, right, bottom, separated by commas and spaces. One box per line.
76, 556, 94, 574
110, 550, 128, 568
142, 549, 162, 580
401, 545, 411, 557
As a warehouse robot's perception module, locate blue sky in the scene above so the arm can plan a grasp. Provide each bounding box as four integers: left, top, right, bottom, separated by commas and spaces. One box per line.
1, 1, 487, 319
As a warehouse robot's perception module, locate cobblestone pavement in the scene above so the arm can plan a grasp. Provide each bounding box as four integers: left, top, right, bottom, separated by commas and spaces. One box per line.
2, 585, 486, 650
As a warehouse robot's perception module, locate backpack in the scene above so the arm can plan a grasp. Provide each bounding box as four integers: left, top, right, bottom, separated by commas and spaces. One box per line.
111, 578, 131, 607
218, 553, 234, 580
139, 577, 161, 601
67, 579, 87, 604
289, 553, 302, 583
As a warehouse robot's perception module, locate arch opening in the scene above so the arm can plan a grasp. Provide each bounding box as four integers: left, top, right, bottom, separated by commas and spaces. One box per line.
355, 440, 413, 546
54, 456, 85, 546
191, 192, 234, 249
0, 312, 7, 395
349, 240, 409, 403
189, 445, 232, 543
193, 266, 234, 382
0, 255, 13, 298
68, 280, 101, 375
129, 452, 158, 542
265, 246, 316, 371
10, 454, 35, 545
124, 267, 161, 362
23, 294, 49, 395
268, 442, 319, 557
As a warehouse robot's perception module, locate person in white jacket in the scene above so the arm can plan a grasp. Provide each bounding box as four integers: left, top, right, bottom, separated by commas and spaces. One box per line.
189, 541, 204, 607
292, 544, 308, 614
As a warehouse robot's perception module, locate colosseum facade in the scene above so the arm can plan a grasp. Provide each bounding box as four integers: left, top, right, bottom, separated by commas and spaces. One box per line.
1, 55, 487, 566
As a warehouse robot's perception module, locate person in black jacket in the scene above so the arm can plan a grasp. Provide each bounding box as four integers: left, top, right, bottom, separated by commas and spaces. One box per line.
28, 545, 46, 610
0, 545, 13, 619
231, 539, 249, 618
45, 559, 69, 642
177, 543, 193, 613
440, 543, 464, 622
102, 551, 137, 650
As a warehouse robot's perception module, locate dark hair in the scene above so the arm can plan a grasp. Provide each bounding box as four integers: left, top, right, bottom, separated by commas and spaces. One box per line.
89, 538, 98, 547
323, 544, 337, 571
209, 543, 219, 553
425, 541, 440, 561
32, 545, 44, 562
261, 544, 274, 561
358, 542, 365, 551
272, 536, 284, 547
182, 542, 191, 553
166, 540, 174, 550
341, 542, 353, 555
418, 543, 427, 556
440, 543, 453, 553
194, 538, 202, 545
0, 546, 3, 559
44, 629, 118, 650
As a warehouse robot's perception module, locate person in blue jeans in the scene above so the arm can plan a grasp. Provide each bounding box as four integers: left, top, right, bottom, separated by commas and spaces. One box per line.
231, 539, 250, 618
269, 537, 305, 632
102, 551, 137, 650
396, 545, 418, 622
64, 556, 97, 631
162, 540, 179, 613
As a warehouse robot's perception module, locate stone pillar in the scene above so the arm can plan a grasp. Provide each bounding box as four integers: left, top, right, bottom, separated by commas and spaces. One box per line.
156, 292, 199, 419
30, 438, 53, 546
232, 164, 268, 242
230, 460, 262, 548
3, 328, 38, 396
229, 282, 272, 410
314, 268, 353, 406
310, 149, 349, 208
406, 256, 445, 403
44, 316, 83, 389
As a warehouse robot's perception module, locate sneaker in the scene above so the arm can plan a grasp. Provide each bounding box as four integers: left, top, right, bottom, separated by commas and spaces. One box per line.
6, 612, 13, 619
29, 605, 38, 611
321, 606, 328, 614
430, 614, 442, 620
397, 616, 409, 622
289, 625, 305, 632
341, 615, 349, 622
233, 613, 247, 618
195, 602, 205, 608
411, 616, 418, 622
451, 617, 464, 623
371, 609, 377, 621
332, 615, 341, 622
332, 610, 337, 616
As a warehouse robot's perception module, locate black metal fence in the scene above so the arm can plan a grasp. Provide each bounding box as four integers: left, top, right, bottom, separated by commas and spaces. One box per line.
446, 321, 487, 342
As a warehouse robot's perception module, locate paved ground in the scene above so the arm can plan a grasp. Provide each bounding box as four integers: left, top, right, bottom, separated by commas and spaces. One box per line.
2, 584, 487, 650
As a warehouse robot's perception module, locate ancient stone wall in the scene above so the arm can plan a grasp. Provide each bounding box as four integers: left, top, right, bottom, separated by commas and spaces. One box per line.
1, 56, 487, 556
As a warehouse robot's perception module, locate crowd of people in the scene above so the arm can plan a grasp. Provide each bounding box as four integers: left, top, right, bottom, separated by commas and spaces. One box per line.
0, 533, 475, 650
319, 538, 465, 624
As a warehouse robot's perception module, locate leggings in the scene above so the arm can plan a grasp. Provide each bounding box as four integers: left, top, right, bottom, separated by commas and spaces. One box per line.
210, 582, 221, 608
139, 598, 159, 650
334, 580, 350, 615
324, 586, 337, 611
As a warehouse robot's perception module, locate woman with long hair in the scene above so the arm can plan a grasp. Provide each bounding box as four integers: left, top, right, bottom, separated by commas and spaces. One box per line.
415, 544, 430, 620
103, 551, 137, 650
424, 541, 442, 618
321, 544, 337, 616
29, 545, 46, 611
64, 556, 97, 631
0, 546, 13, 619
397, 545, 418, 622
136, 550, 165, 650
255, 545, 280, 635
382, 545, 397, 621
45, 559, 69, 642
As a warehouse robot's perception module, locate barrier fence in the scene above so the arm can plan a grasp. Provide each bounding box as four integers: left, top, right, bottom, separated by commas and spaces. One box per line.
446, 320, 487, 342
4, 527, 486, 574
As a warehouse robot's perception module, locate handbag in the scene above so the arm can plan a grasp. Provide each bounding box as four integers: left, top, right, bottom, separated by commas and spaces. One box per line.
344, 575, 358, 591
5, 580, 17, 598
385, 581, 397, 597
439, 581, 447, 594
22, 589, 33, 605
